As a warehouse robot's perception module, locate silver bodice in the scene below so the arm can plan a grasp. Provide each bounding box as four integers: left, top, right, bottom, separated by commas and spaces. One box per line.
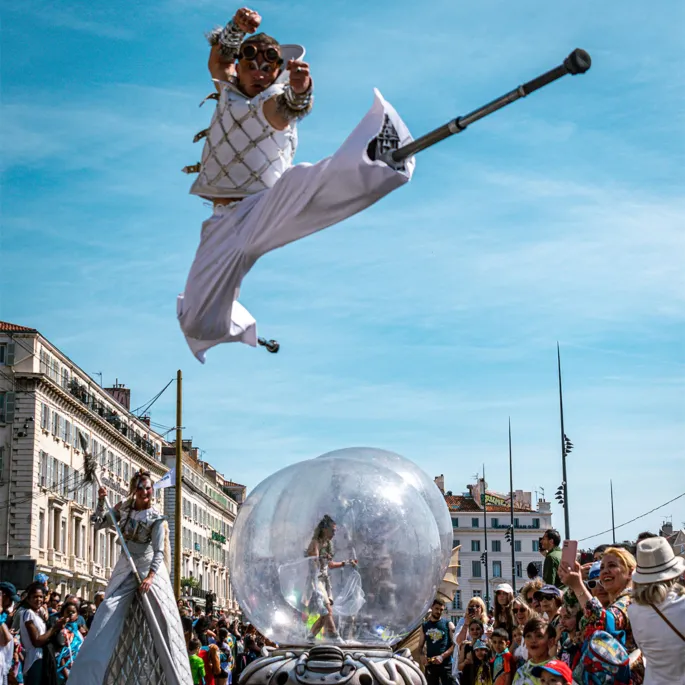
190, 81, 298, 199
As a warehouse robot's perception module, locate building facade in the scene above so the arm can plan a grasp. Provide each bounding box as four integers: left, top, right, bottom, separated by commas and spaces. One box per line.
0, 321, 168, 597
163, 441, 244, 615
434, 475, 553, 621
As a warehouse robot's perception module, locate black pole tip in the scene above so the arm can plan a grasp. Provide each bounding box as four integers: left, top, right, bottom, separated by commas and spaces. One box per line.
565, 48, 591, 75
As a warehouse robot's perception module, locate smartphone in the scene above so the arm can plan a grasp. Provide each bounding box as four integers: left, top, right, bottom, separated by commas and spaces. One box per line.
562, 540, 578, 568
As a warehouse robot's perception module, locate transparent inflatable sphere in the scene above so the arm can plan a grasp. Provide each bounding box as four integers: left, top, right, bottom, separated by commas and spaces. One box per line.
316, 447, 453, 578
229, 450, 443, 647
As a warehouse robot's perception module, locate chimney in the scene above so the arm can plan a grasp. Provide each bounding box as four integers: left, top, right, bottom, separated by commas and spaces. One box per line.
105, 379, 131, 410
661, 521, 674, 537
434, 475, 445, 494
140, 415, 150, 427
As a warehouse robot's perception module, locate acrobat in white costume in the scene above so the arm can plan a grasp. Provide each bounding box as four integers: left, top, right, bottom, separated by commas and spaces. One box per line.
177, 6, 415, 362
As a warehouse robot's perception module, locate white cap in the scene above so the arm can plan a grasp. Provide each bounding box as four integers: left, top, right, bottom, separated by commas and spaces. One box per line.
495, 583, 514, 595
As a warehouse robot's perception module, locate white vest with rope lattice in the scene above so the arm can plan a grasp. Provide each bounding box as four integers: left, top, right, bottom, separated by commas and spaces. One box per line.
188, 82, 297, 199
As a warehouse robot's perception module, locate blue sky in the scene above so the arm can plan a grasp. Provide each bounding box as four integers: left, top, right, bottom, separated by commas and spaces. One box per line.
2, 0, 683, 546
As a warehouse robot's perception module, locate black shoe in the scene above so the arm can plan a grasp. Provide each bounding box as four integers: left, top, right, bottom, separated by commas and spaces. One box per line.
367, 115, 406, 172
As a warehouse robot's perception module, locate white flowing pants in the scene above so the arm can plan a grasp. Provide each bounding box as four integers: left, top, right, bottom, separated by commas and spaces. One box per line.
177, 89, 415, 362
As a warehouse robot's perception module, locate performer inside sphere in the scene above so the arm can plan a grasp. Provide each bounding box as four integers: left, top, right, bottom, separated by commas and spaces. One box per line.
178, 6, 416, 362
304, 515, 357, 643
68, 470, 192, 684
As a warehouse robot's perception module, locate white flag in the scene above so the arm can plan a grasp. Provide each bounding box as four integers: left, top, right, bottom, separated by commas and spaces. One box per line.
154, 468, 175, 490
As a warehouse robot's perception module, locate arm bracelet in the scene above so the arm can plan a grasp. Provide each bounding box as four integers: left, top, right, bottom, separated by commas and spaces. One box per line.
274, 84, 314, 122
206, 20, 245, 61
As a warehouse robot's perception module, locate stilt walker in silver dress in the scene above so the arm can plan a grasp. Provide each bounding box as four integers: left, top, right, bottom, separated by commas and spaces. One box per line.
68, 465, 192, 685
177, 6, 416, 362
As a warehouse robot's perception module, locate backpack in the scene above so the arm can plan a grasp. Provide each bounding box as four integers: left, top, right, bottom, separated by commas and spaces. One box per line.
580, 631, 630, 685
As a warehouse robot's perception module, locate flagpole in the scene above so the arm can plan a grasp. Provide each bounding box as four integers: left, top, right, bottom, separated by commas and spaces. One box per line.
174, 369, 183, 600
509, 419, 516, 593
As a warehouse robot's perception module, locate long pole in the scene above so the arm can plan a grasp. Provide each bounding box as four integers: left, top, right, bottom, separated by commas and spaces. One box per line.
557, 343, 570, 540
482, 464, 490, 609
509, 419, 516, 593
610, 480, 616, 544
388, 49, 591, 165
174, 369, 183, 600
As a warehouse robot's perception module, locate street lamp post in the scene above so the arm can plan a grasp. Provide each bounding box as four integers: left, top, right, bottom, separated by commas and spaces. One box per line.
557, 343, 571, 540
482, 464, 490, 610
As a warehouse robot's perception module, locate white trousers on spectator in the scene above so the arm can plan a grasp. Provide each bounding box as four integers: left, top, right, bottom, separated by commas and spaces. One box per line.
177, 89, 415, 362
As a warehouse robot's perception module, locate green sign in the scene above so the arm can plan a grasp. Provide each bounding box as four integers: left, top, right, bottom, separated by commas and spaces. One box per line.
211, 531, 226, 544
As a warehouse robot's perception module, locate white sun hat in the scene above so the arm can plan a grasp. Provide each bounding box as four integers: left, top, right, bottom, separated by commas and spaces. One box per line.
495, 583, 514, 594
632, 536, 685, 584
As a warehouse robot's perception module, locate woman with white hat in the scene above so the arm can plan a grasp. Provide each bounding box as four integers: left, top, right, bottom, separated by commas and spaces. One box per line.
493, 583, 515, 639
627, 536, 685, 685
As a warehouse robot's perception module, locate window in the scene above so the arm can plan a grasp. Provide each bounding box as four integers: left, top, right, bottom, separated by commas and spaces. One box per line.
471, 560, 482, 578
0, 446, 4, 480
53, 510, 61, 550
492, 540, 501, 552
472, 590, 482, 598
60, 417, 68, 442
453, 590, 462, 610
533, 518, 540, 529
41, 403, 50, 430
532, 540, 539, 552
60, 518, 67, 553
493, 561, 502, 577
0, 392, 16, 424
452, 518, 459, 528
516, 561, 523, 578
124, 462, 129, 482
514, 540, 522, 552
472, 517, 479, 528
514, 518, 520, 527
61, 368, 70, 390
0, 343, 14, 366
471, 540, 481, 552
453, 539, 460, 548
64, 420, 71, 445
38, 510, 46, 548
457, 564, 461, 577
491, 518, 499, 528
72, 426, 79, 449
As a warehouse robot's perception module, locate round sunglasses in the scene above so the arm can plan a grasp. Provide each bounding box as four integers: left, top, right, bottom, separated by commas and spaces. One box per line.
238, 44, 282, 65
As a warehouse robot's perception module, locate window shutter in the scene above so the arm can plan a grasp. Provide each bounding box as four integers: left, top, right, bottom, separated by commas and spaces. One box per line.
4, 393, 15, 424
6, 343, 15, 366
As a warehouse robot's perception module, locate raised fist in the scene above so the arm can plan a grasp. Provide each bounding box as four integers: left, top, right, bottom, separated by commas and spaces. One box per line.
287, 60, 312, 95
233, 7, 261, 33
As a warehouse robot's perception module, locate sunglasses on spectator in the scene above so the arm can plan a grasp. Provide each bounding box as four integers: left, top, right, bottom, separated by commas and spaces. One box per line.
514, 606, 528, 613
586, 579, 601, 590
535, 593, 556, 601
238, 44, 282, 64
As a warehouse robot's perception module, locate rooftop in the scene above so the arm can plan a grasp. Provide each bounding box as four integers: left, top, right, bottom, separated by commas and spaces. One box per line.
0, 320, 37, 333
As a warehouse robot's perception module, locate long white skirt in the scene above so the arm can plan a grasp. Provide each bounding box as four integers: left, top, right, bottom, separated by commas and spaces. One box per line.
68, 554, 192, 685
177, 88, 415, 362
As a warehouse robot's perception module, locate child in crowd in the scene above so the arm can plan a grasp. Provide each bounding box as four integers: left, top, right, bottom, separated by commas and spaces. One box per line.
458, 619, 486, 685
189, 637, 206, 685
556, 602, 581, 671
530, 660, 573, 685
490, 628, 515, 685
511, 626, 526, 668
472, 639, 492, 685
512, 618, 556, 685
56, 601, 85, 683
